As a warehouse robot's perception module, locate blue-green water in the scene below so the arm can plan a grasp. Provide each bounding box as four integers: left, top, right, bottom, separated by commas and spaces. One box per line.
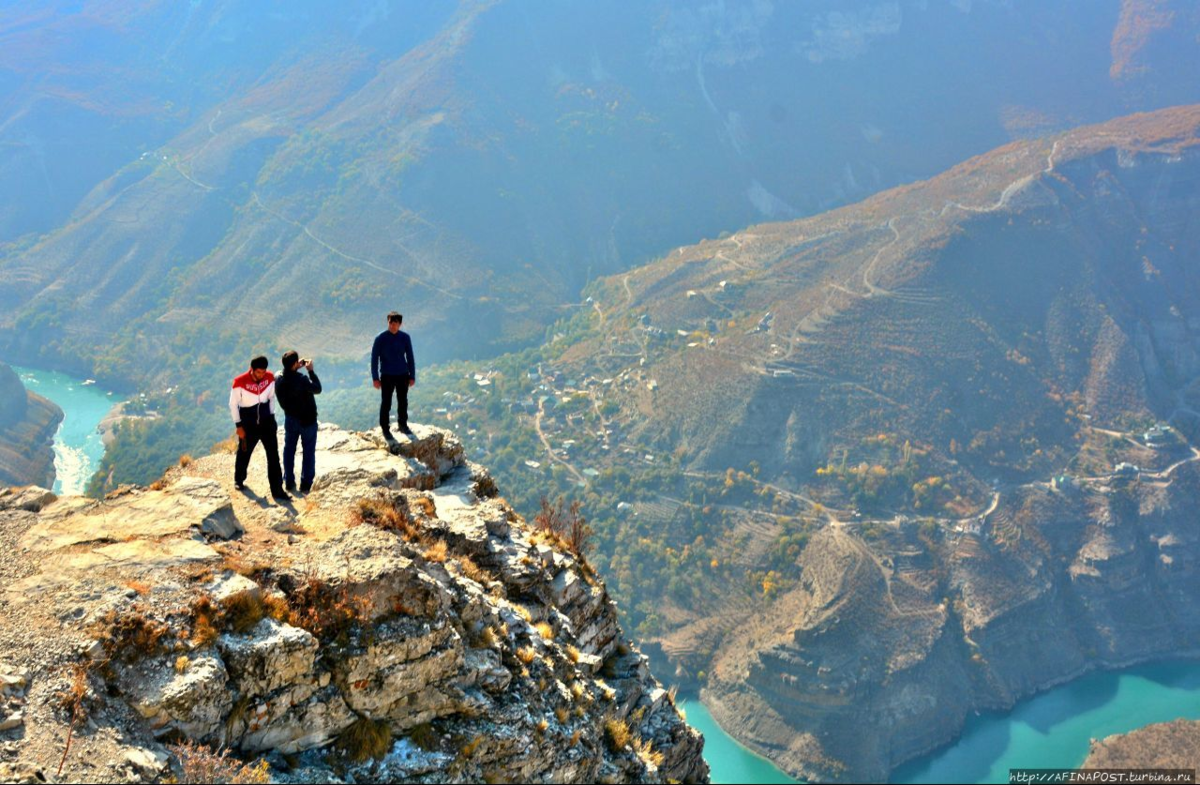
894, 659, 1200, 784
683, 659, 1200, 784
12, 366, 120, 494
678, 700, 797, 784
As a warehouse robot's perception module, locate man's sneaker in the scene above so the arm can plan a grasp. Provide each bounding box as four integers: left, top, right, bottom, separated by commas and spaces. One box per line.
401, 427, 414, 437
235, 481, 246, 491
272, 491, 293, 502
300, 482, 313, 494
285, 482, 298, 494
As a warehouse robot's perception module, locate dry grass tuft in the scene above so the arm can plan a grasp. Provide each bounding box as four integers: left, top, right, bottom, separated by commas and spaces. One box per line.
333, 717, 392, 763
222, 591, 265, 635
179, 454, 194, 467
410, 495, 437, 518
407, 722, 438, 751
284, 578, 371, 645
634, 736, 665, 768
422, 539, 448, 563
473, 624, 498, 649
211, 436, 240, 455
534, 496, 594, 560
94, 606, 171, 662
189, 595, 223, 647
56, 663, 90, 718
516, 647, 537, 665
169, 741, 270, 784
456, 555, 495, 586
219, 551, 271, 580
353, 495, 419, 540
471, 473, 499, 499
460, 735, 485, 758
603, 716, 632, 753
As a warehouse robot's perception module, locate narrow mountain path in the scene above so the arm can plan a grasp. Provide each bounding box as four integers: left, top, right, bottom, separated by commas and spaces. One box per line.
251, 192, 463, 299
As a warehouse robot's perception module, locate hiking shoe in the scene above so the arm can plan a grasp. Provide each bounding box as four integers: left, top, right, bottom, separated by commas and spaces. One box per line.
235, 481, 246, 491
285, 482, 297, 494
300, 482, 313, 494
272, 491, 293, 502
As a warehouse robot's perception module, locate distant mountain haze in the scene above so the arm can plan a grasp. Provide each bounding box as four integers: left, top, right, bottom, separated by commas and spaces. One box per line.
2, 0, 1199, 379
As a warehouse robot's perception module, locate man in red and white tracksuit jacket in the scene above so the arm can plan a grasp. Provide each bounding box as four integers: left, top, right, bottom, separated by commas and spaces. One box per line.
229, 355, 290, 501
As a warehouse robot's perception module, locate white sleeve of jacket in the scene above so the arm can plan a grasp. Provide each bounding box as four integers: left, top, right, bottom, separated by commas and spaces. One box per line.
229, 386, 241, 424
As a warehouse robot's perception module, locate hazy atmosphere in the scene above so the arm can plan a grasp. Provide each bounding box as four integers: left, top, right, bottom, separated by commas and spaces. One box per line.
2, 2, 1200, 783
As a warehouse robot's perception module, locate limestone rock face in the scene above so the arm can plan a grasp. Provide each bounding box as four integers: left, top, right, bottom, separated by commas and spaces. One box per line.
125, 653, 232, 740
0, 486, 56, 513
0, 424, 708, 784
217, 619, 319, 699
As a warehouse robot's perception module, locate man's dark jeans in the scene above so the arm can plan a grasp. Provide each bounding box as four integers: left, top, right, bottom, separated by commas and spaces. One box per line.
283, 416, 318, 488
379, 373, 411, 434
234, 417, 285, 494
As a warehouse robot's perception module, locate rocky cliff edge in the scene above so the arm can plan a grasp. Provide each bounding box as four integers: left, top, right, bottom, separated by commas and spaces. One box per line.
0, 424, 708, 784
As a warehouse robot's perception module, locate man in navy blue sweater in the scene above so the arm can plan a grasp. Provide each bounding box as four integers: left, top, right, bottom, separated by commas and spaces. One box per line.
372, 311, 416, 439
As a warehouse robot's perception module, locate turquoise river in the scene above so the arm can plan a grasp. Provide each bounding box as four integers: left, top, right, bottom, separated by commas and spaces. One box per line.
12, 365, 120, 495
12, 368, 1200, 784
683, 658, 1200, 783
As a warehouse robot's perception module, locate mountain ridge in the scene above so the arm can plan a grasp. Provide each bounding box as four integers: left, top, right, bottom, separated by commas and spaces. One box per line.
5, 0, 1200, 381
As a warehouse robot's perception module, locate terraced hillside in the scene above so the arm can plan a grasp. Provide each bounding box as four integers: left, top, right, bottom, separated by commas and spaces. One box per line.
581, 105, 1200, 488
505, 104, 1200, 780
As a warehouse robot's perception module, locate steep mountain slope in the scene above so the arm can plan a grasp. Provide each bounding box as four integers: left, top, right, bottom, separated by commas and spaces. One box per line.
0, 361, 61, 488
3, 0, 1200, 378
584, 105, 1200, 488
500, 104, 1200, 780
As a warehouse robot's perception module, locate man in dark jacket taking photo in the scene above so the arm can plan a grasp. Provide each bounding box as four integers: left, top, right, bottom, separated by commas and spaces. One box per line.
275, 350, 322, 493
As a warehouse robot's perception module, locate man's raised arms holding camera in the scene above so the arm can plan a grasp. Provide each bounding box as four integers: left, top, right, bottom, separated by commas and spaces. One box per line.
275, 350, 322, 494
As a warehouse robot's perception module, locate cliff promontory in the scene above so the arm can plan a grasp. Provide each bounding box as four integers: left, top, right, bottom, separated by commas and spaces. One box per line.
0, 361, 61, 490
0, 424, 707, 783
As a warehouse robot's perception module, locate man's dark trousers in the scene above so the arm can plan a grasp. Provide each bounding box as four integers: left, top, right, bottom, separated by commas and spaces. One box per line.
283, 416, 318, 489
235, 418, 285, 493
379, 374, 411, 434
